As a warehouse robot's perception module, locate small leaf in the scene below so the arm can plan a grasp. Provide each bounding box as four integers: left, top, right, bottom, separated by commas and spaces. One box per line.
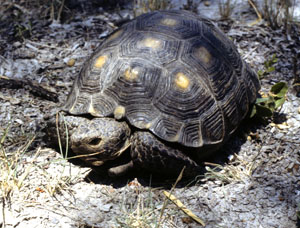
255, 97, 269, 104
255, 104, 273, 117
257, 70, 263, 75
257, 70, 264, 79
271, 54, 278, 63
270, 82, 288, 97
250, 105, 257, 118
274, 97, 285, 109
266, 66, 275, 73
266, 98, 276, 111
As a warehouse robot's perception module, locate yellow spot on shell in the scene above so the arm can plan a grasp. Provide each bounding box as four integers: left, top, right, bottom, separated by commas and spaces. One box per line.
124, 67, 139, 81
107, 29, 122, 42
195, 46, 211, 64
160, 18, 177, 26
172, 133, 180, 141
69, 105, 75, 113
145, 122, 152, 129
87, 98, 98, 115
88, 103, 97, 115
175, 72, 190, 90
114, 105, 126, 119
142, 38, 162, 49
94, 55, 107, 68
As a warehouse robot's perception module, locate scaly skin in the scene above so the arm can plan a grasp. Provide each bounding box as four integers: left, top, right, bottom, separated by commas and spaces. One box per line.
46, 113, 205, 177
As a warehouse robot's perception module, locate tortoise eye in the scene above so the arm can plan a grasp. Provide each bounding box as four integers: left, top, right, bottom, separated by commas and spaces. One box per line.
89, 137, 102, 146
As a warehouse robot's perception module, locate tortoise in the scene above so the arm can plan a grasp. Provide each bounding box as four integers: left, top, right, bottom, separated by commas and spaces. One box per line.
49, 10, 260, 177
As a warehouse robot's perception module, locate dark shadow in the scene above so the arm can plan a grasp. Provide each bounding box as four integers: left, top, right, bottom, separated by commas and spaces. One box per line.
42, 110, 266, 189
80, 146, 204, 189
67, 117, 264, 189
272, 112, 288, 124
83, 165, 206, 189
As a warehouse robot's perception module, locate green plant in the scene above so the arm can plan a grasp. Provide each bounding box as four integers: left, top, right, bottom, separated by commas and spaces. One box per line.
14, 22, 32, 40
250, 82, 288, 119
250, 54, 288, 119
252, 53, 287, 119
257, 54, 278, 79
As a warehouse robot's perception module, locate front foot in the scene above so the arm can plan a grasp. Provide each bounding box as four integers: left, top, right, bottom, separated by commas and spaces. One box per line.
107, 161, 134, 177
130, 132, 205, 177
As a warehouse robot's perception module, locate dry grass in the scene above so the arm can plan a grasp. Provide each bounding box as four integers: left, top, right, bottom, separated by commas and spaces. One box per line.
116, 188, 160, 227
218, 0, 236, 20
0, 0, 69, 23
115, 168, 201, 228
0, 123, 38, 227
204, 154, 258, 184
133, 0, 170, 17
0, 124, 36, 197
250, 0, 299, 31
0, 120, 83, 227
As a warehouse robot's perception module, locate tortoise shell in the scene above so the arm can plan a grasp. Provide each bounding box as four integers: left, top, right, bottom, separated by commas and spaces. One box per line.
63, 10, 260, 148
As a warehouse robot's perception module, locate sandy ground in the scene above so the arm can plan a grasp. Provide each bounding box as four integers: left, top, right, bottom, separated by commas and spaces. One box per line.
0, 1, 300, 227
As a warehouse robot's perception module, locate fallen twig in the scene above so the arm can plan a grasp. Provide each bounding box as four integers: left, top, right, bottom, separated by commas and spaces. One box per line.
163, 190, 205, 226
248, 0, 263, 25
0, 75, 58, 102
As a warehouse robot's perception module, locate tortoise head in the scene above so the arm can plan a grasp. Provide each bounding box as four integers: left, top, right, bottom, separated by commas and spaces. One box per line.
70, 117, 131, 166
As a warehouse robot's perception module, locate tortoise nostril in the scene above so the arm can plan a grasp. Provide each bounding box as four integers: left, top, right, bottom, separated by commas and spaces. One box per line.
89, 137, 102, 146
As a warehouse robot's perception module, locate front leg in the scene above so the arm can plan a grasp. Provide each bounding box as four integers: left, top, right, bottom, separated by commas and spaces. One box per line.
108, 131, 204, 177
